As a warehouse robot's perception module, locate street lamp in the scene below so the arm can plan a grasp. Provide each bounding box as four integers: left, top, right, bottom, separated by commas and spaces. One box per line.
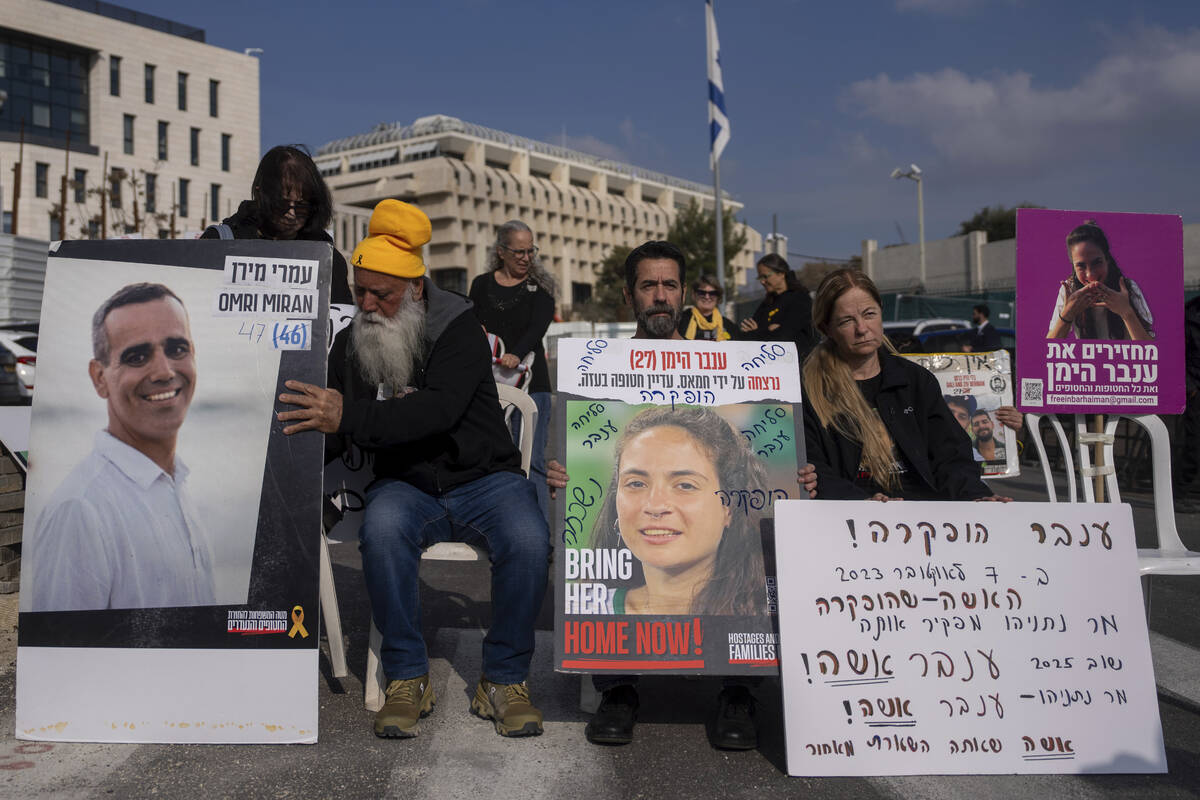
890, 163, 925, 290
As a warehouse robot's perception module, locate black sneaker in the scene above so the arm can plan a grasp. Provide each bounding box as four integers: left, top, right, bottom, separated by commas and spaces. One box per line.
585, 685, 639, 745
711, 685, 757, 750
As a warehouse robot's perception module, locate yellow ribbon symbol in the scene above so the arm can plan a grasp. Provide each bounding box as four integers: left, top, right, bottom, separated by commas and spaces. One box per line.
288, 605, 309, 638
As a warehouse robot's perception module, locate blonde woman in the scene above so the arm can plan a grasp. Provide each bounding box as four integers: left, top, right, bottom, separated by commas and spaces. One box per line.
802, 269, 1008, 502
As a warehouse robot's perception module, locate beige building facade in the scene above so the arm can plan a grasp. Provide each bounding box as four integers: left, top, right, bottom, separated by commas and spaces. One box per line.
1, 0, 260, 241
316, 114, 761, 316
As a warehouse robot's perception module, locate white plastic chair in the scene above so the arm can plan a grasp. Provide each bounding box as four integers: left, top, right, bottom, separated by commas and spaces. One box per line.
1025, 413, 1078, 503
1027, 412, 1200, 616
363, 384, 539, 711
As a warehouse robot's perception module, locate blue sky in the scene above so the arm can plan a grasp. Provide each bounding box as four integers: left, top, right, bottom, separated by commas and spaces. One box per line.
147, 0, 1200, 261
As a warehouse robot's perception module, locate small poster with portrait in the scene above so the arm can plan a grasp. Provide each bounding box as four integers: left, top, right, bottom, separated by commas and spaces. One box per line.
1015, 209, 1184, 415
902, 350, 1019, 479
16, 239, 331, 743
554, 338, 805, 675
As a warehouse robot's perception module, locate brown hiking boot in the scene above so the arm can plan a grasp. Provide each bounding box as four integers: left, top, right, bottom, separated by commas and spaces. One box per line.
470, 678, 543, 737
374, 674, 435, 738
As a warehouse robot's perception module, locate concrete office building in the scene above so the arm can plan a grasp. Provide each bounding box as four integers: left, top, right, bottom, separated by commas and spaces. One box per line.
1, 0, 260, 241
316, 114, 761, 315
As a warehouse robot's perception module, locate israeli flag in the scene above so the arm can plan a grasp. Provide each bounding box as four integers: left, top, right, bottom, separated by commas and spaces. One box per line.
706, 0, 730, 169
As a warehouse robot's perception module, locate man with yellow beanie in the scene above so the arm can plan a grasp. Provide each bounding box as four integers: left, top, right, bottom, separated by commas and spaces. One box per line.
279, 199, 550, 739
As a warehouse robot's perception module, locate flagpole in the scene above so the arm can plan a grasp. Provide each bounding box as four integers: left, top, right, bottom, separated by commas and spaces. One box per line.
713, 158, 725, 295
706, 0, 728, 296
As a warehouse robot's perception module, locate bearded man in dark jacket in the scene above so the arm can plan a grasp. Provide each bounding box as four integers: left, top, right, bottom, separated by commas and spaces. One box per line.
279, 199, 549, 740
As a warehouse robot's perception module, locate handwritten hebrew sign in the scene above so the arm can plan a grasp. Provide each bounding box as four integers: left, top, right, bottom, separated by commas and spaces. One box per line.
557, 337, 802, 406
1015, 208, 1184, 414
774, 500, 1166, 775
554, 339, 805, 674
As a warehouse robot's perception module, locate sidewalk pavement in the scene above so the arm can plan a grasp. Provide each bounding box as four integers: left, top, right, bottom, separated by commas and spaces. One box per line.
2, 471, 1199, 799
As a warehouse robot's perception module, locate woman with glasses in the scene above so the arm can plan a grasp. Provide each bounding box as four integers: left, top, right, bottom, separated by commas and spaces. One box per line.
202, 144, 350, 304
737, 254, 814, 359
469, 221, 557, 520
678, 274, 731, 341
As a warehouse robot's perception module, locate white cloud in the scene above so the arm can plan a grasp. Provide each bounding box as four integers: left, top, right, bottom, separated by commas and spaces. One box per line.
842, 27, 1200, 173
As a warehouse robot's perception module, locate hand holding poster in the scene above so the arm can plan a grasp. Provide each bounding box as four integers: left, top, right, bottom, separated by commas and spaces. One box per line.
902, 351, 1019, 479
774, 500, 1166, 776
555, 338, 804, 674
1016, 209, 1184, 414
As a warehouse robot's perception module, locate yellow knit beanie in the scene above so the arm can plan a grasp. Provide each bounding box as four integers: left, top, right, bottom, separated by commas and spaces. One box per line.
349, 199, 431, 278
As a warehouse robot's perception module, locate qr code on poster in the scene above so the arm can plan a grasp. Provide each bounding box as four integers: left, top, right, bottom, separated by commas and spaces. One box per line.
766, 576, 778, 613
1022, 378, 1044, 407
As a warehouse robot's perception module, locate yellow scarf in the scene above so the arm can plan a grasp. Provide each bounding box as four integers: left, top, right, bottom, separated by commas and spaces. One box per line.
684, 306, 731, 340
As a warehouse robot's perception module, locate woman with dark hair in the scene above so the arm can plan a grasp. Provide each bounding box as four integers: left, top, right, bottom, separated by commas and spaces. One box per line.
1047, 220, 1153, 341
202, 144, 350, 304
469, 220, 556, 519
803, 268, 1007, 502
738, 253, 814, 358
588, 406, 769, 615
678, 274, 731, 341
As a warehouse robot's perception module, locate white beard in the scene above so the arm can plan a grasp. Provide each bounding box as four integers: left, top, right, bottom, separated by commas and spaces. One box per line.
350, 285, 427, 393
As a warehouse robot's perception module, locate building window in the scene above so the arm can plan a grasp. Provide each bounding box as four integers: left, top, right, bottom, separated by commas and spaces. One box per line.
209, 79, 219, 117
177, 71, 187, 111
2, 212, 11, 234
109, 55, 120, 96
73, 168, 86, 203
144, 63, 155, 103
49, 214, 62, 241
178, 178, 189, 218
432, 268, 467, 295
123, 114, 135, 154
210, 184, 220, 222
190, 127, 200, 166
145, 172, 157, 213
35, 162, 49, 198
572, 282, 594, 306
110, 169, 122, 209
221, 133, 231, 171
158, 121, 168, 160
0, 34, 90, 143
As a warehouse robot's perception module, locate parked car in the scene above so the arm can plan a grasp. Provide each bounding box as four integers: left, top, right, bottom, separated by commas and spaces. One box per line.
882, 318, 972, 352
915, 326, 1017, 362
0, 342, 27, 405
0, 324, 38, 401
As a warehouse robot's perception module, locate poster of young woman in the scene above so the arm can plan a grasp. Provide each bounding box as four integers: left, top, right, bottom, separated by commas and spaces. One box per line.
902, 350, 1019, 479
16, 239, 330, 743
1015, 209, 1184, 414
554, 338, 805, 675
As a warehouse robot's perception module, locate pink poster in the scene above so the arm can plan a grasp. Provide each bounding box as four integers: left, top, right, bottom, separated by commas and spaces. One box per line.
1015, 209, 1184, 414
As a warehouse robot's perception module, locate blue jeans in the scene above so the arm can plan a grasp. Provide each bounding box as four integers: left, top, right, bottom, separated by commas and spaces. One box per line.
510, 391, 552, 523
359, 471, 550, 684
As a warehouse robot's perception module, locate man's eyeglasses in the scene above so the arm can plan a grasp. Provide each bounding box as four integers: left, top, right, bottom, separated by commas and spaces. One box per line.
501, 244, 539, 259
694, 289, 720, 299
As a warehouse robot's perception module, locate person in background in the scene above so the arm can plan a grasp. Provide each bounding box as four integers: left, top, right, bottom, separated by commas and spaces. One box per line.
678, 274, 731, 341
965, 304, 1002, 351
469, 221, 556, 520
738, 254, 814, 359
202, 144, 351, 305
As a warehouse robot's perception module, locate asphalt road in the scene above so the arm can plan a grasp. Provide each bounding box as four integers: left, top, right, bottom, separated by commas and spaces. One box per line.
2, 470, 1198, 800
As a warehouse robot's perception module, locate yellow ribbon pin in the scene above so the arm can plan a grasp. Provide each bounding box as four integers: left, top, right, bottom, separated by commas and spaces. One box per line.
288, 605, 309, 638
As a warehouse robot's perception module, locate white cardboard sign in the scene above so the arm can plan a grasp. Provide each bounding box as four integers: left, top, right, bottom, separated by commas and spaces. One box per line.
774, 500, 1166, 776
